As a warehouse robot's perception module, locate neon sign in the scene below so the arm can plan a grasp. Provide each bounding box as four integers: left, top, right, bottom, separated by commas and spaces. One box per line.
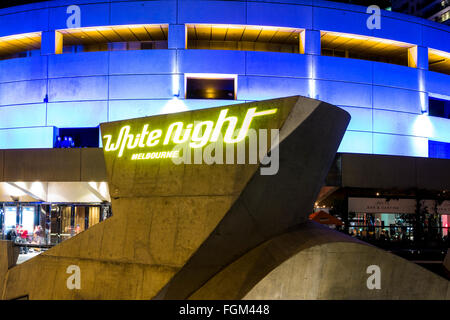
131, 151, 180, 160
103, 107, 277, 158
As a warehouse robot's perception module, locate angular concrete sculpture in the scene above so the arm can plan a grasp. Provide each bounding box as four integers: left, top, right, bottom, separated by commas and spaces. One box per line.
0, 241, 19, 289
1, 96, 448, 299
188, 221, 450, 299
155, 96, 350, 298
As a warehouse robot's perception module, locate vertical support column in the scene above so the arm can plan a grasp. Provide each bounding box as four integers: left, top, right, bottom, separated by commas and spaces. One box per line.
168, 24, 186, 49
408, 46, 429, 114
41, 31, 63, 55
408, 45, 428, 70
302, 29, 321, 55
302, 30, 321, 99
168, 24, 186, 98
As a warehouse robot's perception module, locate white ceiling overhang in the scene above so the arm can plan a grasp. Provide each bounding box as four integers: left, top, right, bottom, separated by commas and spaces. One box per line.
0, 182, 110, 203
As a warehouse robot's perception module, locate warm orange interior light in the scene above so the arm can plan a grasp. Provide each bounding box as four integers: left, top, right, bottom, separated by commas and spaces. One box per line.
429, 48, 450, 75
0, 31, 41, 59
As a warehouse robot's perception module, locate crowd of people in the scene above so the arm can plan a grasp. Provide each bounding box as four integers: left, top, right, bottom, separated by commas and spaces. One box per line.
54, 136, 75, 148
5, 225, 45, 254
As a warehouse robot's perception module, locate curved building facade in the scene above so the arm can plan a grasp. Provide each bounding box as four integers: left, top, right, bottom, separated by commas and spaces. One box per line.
0, 0, 450, 300
0, 0, 449, 158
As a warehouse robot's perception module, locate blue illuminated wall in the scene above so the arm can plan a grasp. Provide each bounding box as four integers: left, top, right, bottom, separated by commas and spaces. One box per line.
0, 0, 449, 159
429, 140, 450, 159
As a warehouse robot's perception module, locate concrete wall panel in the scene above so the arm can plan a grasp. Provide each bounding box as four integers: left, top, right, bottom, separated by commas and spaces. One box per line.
0, 56, 47, 83
373, 133, 428, 157
80, 148, 107, 181
108, 98, 244, 122
246, 52, 310, 78
247, 2, 312, 29
373, 63, 421, 91
373, 86, 423, 114
337, 130, 372, 154
0, 148, 107, 182
48, 76, 108, 102
426, 71, 450, 97
314, 56, 372, 84
423, 25, 450, 54
48, 52, 109, 78
0, 127, 54, 150
316, 80, 372, 108
338, 106, 372, 132
109, 50, 175, 75
0, 9, 48, 37
109, 75, 173, 100
0, 80, 47, 106
429, 116, 450, 143
0, 103, 46, 129
313, 7, 371, 37
47, 101, 108, 127
237, 76, 310, 100
372, 17, 422, 45
111, 1, 176, 25
178, 0, 246, 24
179, 50, 246, 75
3, 148, 80, 181
108, 99, 169, 121
373, 110, 423, 137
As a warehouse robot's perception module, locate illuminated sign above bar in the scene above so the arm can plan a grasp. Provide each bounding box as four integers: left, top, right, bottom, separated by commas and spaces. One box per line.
103, 107, 277, 158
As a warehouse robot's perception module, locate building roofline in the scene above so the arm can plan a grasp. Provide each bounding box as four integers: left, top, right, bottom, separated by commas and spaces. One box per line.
0, 0, 449, 33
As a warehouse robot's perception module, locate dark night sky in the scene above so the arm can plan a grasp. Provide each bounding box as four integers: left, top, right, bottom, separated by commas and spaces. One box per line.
0, 0, 49, 9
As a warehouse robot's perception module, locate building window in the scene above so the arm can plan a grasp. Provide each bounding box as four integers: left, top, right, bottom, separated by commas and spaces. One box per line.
439, 10, 450, 22
57, 24, 168, 54
348, 212, 415, 243
187, 24, 303, 54
429, 48, 450, 75
321, 31, 413, 67
429, 140, 450, 159
0, 32, 41, 61
185, 74, 236, 100
48, 204, 111, 245
55, 127, 100, 148
1, 202, 112, 246
429, 97, 450, 119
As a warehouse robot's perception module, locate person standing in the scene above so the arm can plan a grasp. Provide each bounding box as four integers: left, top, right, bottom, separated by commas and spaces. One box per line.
62, 137, 70, 148
55, 136, 62, 148
17, 225, 29, 254
5, 226, 17, 242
